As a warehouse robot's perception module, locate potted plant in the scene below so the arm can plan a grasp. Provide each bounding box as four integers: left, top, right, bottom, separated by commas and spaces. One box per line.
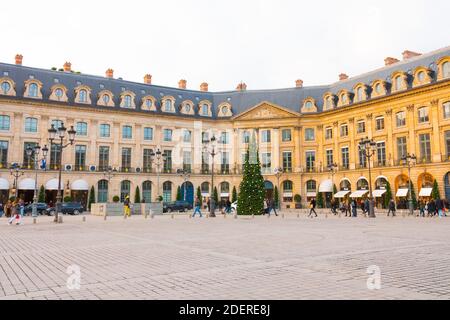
157, 195, 163, 202
294, 194, 302, 209
112, 196, 120, 203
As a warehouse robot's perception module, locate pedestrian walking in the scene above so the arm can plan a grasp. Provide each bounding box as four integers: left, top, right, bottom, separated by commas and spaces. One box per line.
308, 199, 318, 218
387, 199, 396, 217
123, 195, 131, 217
0, 202, 4, 218
225, 199, 232, 214
419, 200, 426, 217
428, 199, 436, 217
436, 198, 444, 218
351, 199, 358, 217
192, 196, 202, 217
268, 198, 278, 216
364, 198, 370, 217
8, 200, 22, 225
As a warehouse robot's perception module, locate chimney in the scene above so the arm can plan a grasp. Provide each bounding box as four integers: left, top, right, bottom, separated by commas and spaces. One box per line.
144, 74, 152, 84
105, 68, 114, 78
15, 54, 23, 65
236, 82, 247, 91
63, 62, 72, 72
178, 79, 187, 89
384, 57, 400, 66
339, 73, 349, 81
295, 79, 303, 88
200, 82, 208, 92
402, 50, 421, 60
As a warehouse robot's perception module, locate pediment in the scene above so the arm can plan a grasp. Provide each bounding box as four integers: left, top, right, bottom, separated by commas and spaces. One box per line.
233, 101, 300, 121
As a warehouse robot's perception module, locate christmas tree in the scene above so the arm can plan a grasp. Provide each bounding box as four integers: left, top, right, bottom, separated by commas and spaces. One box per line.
213, 186, 219, 204
316, 191, 324, 208
38, 185, 45, 203
232, 186, 238, 203
237, 132, 265, 215
410, 181, 418, 209
88, 186, 95, 211
384, 181, 393, 209
176, 186, 182, 201
431, 180, 441, 200
134, 186, 141, 203
274, 186, 279, 209
196, 186, 202, 204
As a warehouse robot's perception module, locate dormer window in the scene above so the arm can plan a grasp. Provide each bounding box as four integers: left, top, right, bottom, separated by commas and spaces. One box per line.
444, 62, 450, 78
49, 85, 68, 102
305, 101, 313, 109
375, 83, 381, 94
165, 100, 172, 112
201, 104, 208, 115
102, 94, 110, 105
301, 98, 318, 113
74, 86, 91, 104
185, 103, 191, 113
145, 99, 153, 109
356, 87, 363, 102
79, 89, 87, 103
0, 78, 16, 96
1, 81, 10, 94
24, 79, 42, 99
161, 96, 175, 113
198, 100, 212, 117
29, 83, 38, 97
141, 96, 156, 111
417, 71, 425, 83
97, 90, 114, 107
123, 95, 132, 108
119, 91, 136, 109
55, 88, 63, 98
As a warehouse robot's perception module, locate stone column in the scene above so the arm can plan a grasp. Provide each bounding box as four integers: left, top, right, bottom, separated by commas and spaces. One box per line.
385, 109, 394, 166
430, 99, 441, 162
134, 124, 141, 168
317, 125, 324, 172
12, 112, 22, 163
89, 120, 97, 168
112, 122, 120, 168
272, 128, 280, 170
406, 105, 416, 156
348, 118, 356, 169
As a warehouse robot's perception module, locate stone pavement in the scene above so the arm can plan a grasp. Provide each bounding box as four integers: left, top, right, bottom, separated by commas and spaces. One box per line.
0, 212, 449, 300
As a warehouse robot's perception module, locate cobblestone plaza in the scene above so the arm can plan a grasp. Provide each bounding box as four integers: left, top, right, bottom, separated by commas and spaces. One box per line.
0, 213, 449, 300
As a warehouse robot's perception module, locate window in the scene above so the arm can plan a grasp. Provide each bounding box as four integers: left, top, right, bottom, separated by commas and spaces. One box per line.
341, 94, 347, 105
23, 142, 37, 168
417, 71, 425, 83
0, 141, 8, 168
202, 131, 209, 143
0, 115, 10, 131
55, 88, 63, 99
76, 122, 87, 136
29, 83, 38, 97
242, 131, 250, 143
282, 180, 293, 202
419, 133, 431, 162
305, 101, 313, 109
446, 131, 450, 159
220, 132, 229, 144
443, 102, 450, 119
183, 151, 192, 172
184, 103, 191, 113
163, 129, 172, 142
98, 146, 110, 171
418, 107, 429, 123
201, 104, 209, 116
221, 152, 230, 174
375, 117, 385, 131
305, 128, 315, 141
50, 144, 61, 170
261, 153, 271, 173
163, 150, 172, 173
306, 180, 317, 192
164, 100, 172, 112
75, 145, 86, 170
282, 129, 291, 142
305, 151, 315, 172
102, 94, 110, 105
358, 148, 367, 168
142, 127, 153, 141
121, 148, 132, 170
340, 124, 348, 137
443, 62, 450, 78
395, 76, 403, 91
325, 127, 333, 140
99, 124, 110, 138
1, 81, 10, 94
397, 137, 407, 161
181, 130, 191, 143
122, 125, 132, 139
357, 121, 365, 134
202, 151, 209, 173
341, 147, 349, 169
261, 130, 271, 143
143, 149, 153, 172
356, 87, 363, 101
375, 83, 381, 94
325, 97, 332, 109
326, 149, 333, 167
163, 182, 172, 202
51, 119, 62, 129
376, 142, 386, 166
97, 180, 108, 203
396, 111, 406, 127
142, 181, 152, 203
145, 99, 153, 109
282, 151, 292, 172
78, 89, 87, 103
120, 181, 131, 203
123, 95, 132, 108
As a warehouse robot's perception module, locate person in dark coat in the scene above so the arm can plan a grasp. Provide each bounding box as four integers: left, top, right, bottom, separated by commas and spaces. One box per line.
387, 199, 396, 217
427, 199, 436, 217
308, 199, 317, 218
351, 199, 358, 217
436, 198, 444, 218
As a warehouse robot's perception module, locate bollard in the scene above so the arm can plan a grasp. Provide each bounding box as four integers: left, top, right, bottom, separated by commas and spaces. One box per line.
282, 214, 285, 219
58, 215, 63, 224
82, 216, 86, 222
33, 218, 37, 224
171, 214, 174, 219
151, 214, 154, 219
104, 214, 107, 221
252, 214, 254, 219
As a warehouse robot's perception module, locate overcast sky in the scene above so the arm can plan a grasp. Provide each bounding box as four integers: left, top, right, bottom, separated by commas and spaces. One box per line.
1, 0, 449, 91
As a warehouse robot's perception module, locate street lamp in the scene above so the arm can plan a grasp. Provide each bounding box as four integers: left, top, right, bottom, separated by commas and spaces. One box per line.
327, 162, 338, 205
26, 144, 49, 217
48, 122, 76, 223
150, 149, 166, 201
10, 163, 24, 199
203, 134, 217, 217
401, 153, 417, 216
358, 137, 377, 218
177, 168, 191, 202
274, 167, 283, 210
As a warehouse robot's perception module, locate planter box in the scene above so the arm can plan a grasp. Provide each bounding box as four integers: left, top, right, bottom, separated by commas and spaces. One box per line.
91, 202, 163, 216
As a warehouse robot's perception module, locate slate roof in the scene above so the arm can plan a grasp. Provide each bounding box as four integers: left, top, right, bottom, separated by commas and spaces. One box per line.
1, 46, 449, 119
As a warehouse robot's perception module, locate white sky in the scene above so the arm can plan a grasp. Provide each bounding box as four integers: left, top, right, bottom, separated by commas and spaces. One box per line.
1, 0, 449, 91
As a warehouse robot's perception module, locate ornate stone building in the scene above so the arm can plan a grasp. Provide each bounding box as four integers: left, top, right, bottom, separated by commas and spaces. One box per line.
0, 47, 449, 208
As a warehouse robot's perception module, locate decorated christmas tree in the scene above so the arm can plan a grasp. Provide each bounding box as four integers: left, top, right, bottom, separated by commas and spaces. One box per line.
237, 132, 265, 215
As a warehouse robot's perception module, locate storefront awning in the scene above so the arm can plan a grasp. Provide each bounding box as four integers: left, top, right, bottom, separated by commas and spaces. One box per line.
419, 187, 433, 197
373, 189, 387, 198
396, 188, 409, 197
220, 193, 230, 197
350, 190, 369, 198
0, 178, 10, 190
45, 179, 62, 191
71, 179, 89, 191
18, 178, 36, 190
334, 190, 351, 198
306, 192, 317, 197
319, 179, 333, 193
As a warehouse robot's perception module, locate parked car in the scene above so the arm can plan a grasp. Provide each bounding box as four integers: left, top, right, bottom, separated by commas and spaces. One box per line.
46, 202, 84, 216
163, 201, 193, 213
24, 203, 49, 215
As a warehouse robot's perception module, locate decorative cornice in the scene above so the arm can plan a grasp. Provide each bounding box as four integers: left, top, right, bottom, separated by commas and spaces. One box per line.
386, 109, 393, 116
407, 104, 415, 112
430, 99, 439, 107
366, 113, 373, 120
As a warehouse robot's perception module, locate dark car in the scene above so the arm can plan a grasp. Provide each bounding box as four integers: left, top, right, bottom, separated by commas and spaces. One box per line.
46, 202, 84, 215
24, 203, 49, 215
163, 201, 193, 213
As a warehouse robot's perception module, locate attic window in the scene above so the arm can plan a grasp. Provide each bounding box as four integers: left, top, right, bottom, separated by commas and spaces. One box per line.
29, 75, 34, 79
3, 72, 8, 76
76, 81, 81, 85
99, 84, 105, 89
54, 78, 59, 83
141, 90, 146, 94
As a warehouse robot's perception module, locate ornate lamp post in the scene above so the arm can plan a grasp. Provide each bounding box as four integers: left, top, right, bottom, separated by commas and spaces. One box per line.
202, 135, 217, 217
274, 167, 283, 210
48, 122, 76, 223
177, 168, 191, 202
327, 162, 338, 200
150, 149, 166, 201
26, 144, 49, 217
10, 163, 24, 199
358, 137, 377, 218
401, 153, 417, 216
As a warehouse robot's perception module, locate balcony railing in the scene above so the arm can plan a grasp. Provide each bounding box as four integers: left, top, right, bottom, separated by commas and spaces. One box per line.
416, 157, 432, 164
119, 167, 134, 173
339, 164, 350, 171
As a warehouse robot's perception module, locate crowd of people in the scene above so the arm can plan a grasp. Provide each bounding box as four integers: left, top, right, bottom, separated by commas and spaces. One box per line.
0, 198, 26, 225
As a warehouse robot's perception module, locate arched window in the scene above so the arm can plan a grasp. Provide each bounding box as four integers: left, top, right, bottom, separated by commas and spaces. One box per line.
102, 94, 110, 105
375, 83, 381, 94
443, 62, 450, 78
201, 182, 210, 194
283, 180, 293, 192
220, 182, 230, 193
201, 104, 209, 116
120, 180, 131, 202
55, 88, 63, 98
356, 87, 363, 102
1, 81, 11, 94
417, 71, 425, 83
142, 181, 152, 203
163, 181, 172, 202
97, 180, 108, 203
123, 95, 132, 108
29, 83, 38, 97
185, 103, 191, 113
357, 178, 369, 190
341, 94, 347, 105
340, 179, 351, 191
164, 100, 172, 112
306, 180, 316, 192
395, 76, 403, 91
305, 101, 313, 109
145, 99, 153, 109
79, 89, 87, 103
0, 115, 10, 131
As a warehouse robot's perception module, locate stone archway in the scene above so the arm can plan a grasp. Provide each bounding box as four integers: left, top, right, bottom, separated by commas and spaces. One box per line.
264, 180, 274, 200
